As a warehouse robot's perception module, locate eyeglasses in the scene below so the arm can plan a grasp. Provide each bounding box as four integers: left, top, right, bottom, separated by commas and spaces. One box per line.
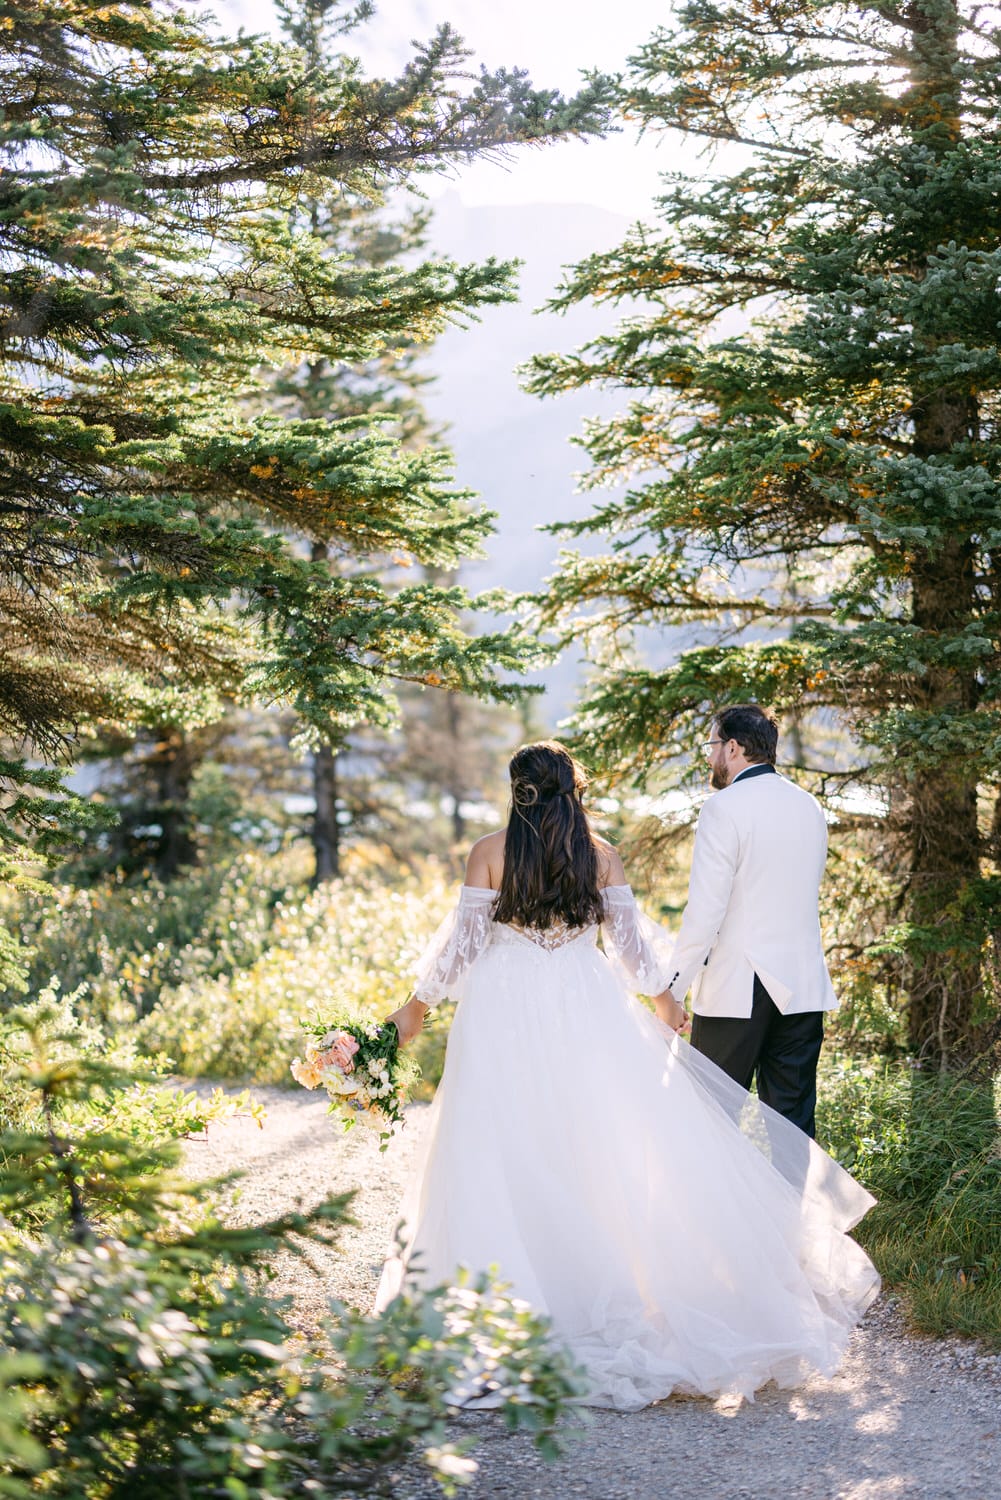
700, 738, 726, 758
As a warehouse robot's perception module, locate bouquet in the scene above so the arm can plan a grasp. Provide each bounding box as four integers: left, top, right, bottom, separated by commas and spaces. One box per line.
290, 1018, 420, 1148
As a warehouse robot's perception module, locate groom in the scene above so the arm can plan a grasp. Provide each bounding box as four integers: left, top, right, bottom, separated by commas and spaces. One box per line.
663, 703, 838, 1136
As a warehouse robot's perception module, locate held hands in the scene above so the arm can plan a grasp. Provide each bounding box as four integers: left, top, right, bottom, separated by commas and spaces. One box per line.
653, 989, 690, 1036
384, 995, 429, 1048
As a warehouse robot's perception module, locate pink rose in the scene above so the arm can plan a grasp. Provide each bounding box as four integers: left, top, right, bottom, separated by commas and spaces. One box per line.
317, 1042, 356, 1073
314, 1031, 359, 1071
335, 1034, 360, 1069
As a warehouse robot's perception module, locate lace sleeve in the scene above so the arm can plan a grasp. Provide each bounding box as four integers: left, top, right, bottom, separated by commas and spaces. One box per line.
412, 885, 497, 1006
600, 885, 676, 995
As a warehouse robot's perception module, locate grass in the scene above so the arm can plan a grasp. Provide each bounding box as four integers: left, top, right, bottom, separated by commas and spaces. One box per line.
817, 1055, 1001, 1346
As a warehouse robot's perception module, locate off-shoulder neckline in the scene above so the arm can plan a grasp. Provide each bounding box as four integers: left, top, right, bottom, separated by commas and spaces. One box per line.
460, 883, 632, 894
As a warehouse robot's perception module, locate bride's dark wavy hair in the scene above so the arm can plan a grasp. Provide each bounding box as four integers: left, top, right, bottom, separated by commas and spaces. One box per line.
492, 741, 605, 931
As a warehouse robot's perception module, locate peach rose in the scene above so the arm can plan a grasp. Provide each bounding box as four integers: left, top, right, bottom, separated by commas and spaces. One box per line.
290, 1057, 323, 1090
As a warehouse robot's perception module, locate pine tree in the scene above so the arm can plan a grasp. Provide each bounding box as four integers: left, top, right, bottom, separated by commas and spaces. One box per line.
269, 0, 450, 885
526, 0, 1001, 1063
0, 0, 610, 876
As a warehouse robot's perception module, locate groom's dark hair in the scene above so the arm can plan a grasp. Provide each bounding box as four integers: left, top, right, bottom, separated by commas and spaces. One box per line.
714, 703, 778, 765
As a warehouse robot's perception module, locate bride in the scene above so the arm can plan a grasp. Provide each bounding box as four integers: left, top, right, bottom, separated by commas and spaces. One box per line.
378, 740, 880, 1412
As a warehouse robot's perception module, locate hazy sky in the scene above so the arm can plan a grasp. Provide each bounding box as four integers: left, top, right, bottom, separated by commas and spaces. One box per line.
209, 0, 701, 218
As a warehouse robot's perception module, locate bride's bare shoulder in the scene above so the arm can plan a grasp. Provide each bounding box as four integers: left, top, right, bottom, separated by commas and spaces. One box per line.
470, 830, 505, 857
593, 836, 626, 888
464, 830, 505, 889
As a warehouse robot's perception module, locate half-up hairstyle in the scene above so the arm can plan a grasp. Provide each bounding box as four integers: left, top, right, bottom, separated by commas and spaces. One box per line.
492, 741, 605, 931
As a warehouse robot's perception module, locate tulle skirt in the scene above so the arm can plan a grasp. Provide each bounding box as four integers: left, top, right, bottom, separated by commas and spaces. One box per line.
376, 928, 880, 1411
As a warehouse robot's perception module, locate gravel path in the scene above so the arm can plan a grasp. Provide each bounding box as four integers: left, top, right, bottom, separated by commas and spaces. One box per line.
183, 1086, 1001, 1500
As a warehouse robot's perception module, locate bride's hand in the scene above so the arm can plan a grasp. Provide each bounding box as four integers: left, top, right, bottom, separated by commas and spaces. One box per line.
385, 995, 429, 1047
653, 989, 690, 1035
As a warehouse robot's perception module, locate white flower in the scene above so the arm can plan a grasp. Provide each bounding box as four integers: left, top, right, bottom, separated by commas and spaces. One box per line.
425, 1447, 478, 1481
351, 1105, 383, 1130
323, 1071, 360, 1096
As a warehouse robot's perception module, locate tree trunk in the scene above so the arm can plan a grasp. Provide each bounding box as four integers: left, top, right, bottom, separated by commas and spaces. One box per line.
445, 693, 466, 847
905, 390, 982, 1063
150, 725, 197, 880
311, 743, 341, 886
309, 532, 341, 887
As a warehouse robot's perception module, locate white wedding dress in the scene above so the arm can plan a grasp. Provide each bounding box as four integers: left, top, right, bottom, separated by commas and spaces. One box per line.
376, 885, 880, 1411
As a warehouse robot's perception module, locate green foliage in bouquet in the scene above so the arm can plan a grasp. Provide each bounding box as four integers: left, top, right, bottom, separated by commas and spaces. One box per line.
818, 1057, 1001, 1344
0, 1006, 584, 1497
293, 1019, 422, 1148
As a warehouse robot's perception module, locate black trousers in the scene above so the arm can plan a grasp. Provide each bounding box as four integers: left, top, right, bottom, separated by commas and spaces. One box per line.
690, 975, 824, 1137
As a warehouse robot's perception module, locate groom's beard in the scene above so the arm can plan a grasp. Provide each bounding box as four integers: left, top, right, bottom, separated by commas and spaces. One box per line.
710, 763, 731, 791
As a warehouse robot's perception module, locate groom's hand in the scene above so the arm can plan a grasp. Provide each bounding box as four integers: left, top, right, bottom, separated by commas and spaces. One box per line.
653, 989, 690, 1035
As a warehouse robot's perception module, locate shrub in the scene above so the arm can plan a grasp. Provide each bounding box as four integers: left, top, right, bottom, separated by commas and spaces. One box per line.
1, 854, 460, 1091
136, 871, 456, 1089
2, 849, 302, 1027
818, 1056, 1001, 1344
0, 1234, 583, 1499
0, 1006, 582, 1497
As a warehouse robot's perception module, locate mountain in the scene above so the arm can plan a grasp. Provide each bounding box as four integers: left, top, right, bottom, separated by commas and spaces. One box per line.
424, 193, 637, 721
423, 195, 767, 726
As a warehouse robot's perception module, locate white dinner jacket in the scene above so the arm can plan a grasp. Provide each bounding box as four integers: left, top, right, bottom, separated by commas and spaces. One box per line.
667, 764, 839, 1018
